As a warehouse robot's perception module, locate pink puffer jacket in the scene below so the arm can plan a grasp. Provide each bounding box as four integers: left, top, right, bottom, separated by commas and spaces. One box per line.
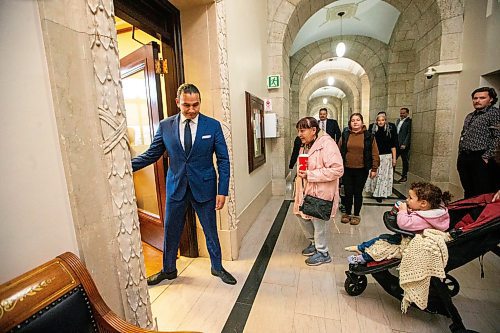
293, 131, 344, 220
397, 207, 450, 232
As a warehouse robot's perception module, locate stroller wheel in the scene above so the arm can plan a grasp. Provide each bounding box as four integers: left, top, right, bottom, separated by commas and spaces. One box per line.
344, 274, 367, 296
444, 274, 460, 297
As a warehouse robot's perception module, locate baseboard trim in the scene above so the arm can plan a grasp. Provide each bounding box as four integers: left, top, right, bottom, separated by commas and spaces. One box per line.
235, 181, 273, 256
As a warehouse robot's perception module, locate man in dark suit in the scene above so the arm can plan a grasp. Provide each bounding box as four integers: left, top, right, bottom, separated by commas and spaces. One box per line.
318, 108, 341, 142
395, 107, 412, 182
132, 83, 236, 285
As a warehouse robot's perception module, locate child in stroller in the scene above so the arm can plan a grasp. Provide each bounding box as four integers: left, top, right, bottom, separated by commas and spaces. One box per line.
344, 191, 500, 333
346, 182, 452, 265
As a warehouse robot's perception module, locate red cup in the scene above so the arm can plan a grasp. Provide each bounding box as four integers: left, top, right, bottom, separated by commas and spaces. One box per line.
298, 154, 309, 171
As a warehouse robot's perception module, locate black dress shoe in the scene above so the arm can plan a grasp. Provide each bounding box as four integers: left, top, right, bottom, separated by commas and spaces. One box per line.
211, 268, 237, 285
147, 269, 177, 286
375, 197, 383, 203
398, 176, 407, 183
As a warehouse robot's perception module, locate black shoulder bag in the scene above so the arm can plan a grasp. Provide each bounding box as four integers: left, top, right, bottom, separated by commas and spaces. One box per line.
299, 178, 334, 221
297, 138, 334, 221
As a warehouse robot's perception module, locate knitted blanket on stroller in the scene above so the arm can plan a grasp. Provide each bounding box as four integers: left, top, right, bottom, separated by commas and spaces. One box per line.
365, 237, 411, 261
399, 229, 451, 313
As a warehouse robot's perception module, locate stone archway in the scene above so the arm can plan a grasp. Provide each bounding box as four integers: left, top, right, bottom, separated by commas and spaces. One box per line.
291, 36, 388, 121
307, 97, 342, 120
268, 0, 464, 190
289, 36, 386, 159
300, 73, 359, 124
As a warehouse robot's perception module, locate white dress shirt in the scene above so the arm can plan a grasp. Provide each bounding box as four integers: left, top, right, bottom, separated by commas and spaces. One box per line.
397, 117, 406, 134
179, 113, 198, 150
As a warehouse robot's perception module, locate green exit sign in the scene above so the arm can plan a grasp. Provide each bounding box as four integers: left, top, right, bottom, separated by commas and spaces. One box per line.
267, 75, 281, 89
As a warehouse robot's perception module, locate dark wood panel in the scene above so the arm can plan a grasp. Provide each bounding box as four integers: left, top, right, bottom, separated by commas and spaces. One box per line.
138, 210, 164, 250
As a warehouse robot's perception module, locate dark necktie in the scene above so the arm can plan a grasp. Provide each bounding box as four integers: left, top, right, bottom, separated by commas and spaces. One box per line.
184, 119, 192, 156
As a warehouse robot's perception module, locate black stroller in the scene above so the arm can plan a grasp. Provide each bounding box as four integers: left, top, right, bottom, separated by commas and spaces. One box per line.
344, 193, 500, 333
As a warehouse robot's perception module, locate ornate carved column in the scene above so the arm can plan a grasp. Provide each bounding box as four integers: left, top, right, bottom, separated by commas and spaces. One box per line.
87, 0, 152, 327
215, 0, 238, 231
37, 0, 152, 327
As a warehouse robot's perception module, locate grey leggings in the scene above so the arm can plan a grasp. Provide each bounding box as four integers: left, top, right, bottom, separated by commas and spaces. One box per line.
296, 215, 329, 254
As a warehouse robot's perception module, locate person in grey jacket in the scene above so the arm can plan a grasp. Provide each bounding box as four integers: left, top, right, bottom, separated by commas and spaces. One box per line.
395, 107, 411, 182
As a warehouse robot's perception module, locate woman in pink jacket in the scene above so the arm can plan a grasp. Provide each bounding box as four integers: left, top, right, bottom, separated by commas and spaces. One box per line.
346, 181, 452, 264
294, 117, 344, 266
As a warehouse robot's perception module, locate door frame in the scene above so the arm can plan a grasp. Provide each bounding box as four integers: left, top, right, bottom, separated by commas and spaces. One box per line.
115, 0, 199, 258
120, 42, 166, 250
114, 0, 184, 86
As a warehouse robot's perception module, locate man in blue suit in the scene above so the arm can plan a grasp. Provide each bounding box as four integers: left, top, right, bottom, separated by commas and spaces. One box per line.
132, 83, 236, 285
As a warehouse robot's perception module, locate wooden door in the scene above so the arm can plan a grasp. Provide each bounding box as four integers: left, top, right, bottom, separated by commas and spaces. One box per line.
121, 42, 166, 250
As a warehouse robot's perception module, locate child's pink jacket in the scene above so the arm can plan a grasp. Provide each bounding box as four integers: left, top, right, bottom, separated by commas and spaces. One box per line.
397, 207, 450, 232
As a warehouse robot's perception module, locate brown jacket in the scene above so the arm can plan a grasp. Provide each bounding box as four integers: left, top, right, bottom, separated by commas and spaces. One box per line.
338, 127, 380, 171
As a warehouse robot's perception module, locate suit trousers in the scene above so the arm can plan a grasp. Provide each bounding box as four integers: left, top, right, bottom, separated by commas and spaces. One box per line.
397, 148, 410, 177
163, 185, 222, 272
457, 151, 495, 198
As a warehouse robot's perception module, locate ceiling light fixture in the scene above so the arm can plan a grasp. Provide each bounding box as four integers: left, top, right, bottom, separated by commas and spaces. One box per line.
327, 77, 335, 85
336, 11, 346, 58
322, 97, 328, 105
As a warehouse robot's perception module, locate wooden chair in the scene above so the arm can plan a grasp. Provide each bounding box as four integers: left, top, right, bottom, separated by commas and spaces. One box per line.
0, 252, 197, 332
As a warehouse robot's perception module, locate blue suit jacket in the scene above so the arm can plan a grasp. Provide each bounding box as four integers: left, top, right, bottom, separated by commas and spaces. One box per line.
131, 113, 230, 203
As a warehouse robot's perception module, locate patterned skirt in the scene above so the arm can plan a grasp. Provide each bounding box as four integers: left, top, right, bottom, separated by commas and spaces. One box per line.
364, 153, 394, 198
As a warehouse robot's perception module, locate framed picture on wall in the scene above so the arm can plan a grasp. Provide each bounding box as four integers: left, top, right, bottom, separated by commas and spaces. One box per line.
245, 91, 266, 173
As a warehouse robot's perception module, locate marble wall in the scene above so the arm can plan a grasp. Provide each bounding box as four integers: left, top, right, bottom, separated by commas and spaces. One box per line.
178, 0, 272, 259
177, 1, 239, 260
0, 0, 79, 284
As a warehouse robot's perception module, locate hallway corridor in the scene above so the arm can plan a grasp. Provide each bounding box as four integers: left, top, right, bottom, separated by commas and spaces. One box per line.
2, 1, 499, 330
147, 191, 499, 333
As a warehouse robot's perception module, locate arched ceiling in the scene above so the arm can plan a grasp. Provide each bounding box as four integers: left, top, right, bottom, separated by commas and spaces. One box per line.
300, 72, 359, 116
291, 0, 400, 55
309, 86, 346, 100
304, 57, 366, 80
